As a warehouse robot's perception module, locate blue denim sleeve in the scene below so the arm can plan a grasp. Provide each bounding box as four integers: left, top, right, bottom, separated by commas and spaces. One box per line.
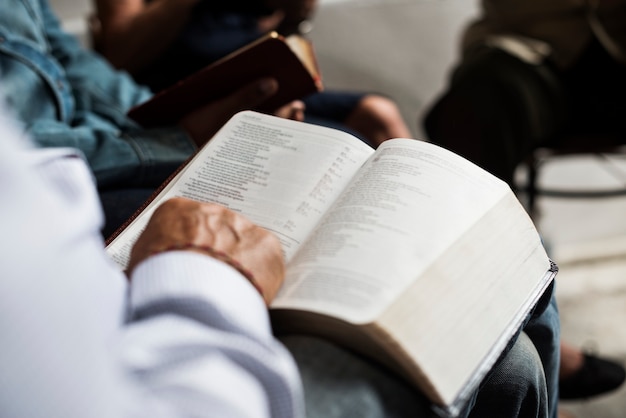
0, 0, 197, 188
39, 0, 151, 113
36, 0, 197, 187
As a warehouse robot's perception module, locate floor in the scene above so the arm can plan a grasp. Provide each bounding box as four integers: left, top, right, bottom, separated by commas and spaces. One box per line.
535, 159, 626, 418
50, 0, 626, 416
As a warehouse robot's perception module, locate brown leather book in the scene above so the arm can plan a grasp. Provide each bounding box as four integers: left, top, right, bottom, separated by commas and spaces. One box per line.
127, 32, 323, 127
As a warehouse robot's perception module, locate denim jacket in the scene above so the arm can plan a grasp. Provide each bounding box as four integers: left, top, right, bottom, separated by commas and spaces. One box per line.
0, 0, 197, 187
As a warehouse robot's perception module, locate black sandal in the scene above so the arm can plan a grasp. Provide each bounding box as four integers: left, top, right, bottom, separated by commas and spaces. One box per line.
559, 353, 626, 399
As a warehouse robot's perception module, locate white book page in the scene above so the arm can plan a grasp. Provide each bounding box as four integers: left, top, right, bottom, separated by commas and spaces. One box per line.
273, 139, 511, 324
106, 111, 374, 268
377, 194, 551, 407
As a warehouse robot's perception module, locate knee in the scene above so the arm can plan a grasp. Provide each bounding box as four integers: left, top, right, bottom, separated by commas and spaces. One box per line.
469, 332, 548, 417
356, 95, 410, 133
497, 332, 547, 393
344, 95, 411, 146
356, 95, 403, 121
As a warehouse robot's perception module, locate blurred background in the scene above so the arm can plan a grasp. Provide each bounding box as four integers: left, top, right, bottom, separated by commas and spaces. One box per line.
49, 0, 626, 416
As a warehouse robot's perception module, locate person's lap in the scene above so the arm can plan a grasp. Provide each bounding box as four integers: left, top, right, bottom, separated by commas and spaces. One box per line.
281, 331, 548, 418
282, 280, 557, 418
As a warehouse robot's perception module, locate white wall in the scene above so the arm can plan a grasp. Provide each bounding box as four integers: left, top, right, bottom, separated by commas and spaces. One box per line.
308, 0, 479, 138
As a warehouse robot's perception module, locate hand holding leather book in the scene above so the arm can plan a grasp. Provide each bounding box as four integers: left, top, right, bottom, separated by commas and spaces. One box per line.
106, 111, 556, 417
127, 32, 323, 128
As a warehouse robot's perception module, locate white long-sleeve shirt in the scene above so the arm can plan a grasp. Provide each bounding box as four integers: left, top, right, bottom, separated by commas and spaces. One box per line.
0, 108, 304, 418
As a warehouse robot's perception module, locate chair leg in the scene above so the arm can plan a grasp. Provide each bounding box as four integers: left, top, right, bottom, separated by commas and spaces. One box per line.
527, 159, 539, 217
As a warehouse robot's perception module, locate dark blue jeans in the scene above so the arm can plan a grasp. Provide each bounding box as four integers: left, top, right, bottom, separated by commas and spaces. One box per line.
99, 188, 155, 239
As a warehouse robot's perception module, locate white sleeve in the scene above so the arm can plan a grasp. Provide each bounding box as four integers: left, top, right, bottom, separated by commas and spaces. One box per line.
124, 253, 305, 418
0, 107, 304, 418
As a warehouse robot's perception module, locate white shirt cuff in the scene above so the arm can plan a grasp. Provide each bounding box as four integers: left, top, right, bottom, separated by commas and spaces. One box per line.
129, 251, 271, 337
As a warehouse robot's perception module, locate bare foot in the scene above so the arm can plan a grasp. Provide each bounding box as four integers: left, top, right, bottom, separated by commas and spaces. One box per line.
559, 341, 584, 379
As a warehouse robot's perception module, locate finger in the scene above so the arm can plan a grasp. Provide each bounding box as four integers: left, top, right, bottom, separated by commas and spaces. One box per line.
199, 204, 241, 250
274, 100, 305, 120
290, 100, 306, 121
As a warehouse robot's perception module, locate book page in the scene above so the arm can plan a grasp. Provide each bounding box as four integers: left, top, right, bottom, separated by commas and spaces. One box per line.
377, 194, 551, 408
106, 111, 373, 268
273, 139, 511, 324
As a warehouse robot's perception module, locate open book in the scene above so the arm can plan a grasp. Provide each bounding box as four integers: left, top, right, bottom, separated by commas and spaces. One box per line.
106, 111, 556, 416
127, 32, 323, 128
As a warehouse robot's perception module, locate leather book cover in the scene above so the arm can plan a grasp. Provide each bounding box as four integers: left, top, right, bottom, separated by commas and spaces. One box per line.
127, 33, 323, 127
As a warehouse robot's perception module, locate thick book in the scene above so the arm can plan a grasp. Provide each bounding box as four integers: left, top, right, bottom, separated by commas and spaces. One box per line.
127, 32, 323, 127
106, 111, 557, 417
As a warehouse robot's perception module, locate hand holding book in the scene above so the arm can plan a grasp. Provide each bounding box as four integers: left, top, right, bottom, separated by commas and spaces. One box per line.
128, 32, 322, 130
128, 197, 285, 304
178, 77, 284, 146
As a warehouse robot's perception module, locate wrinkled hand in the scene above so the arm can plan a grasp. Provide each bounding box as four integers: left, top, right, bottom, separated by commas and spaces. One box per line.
128, 198, 286, 304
